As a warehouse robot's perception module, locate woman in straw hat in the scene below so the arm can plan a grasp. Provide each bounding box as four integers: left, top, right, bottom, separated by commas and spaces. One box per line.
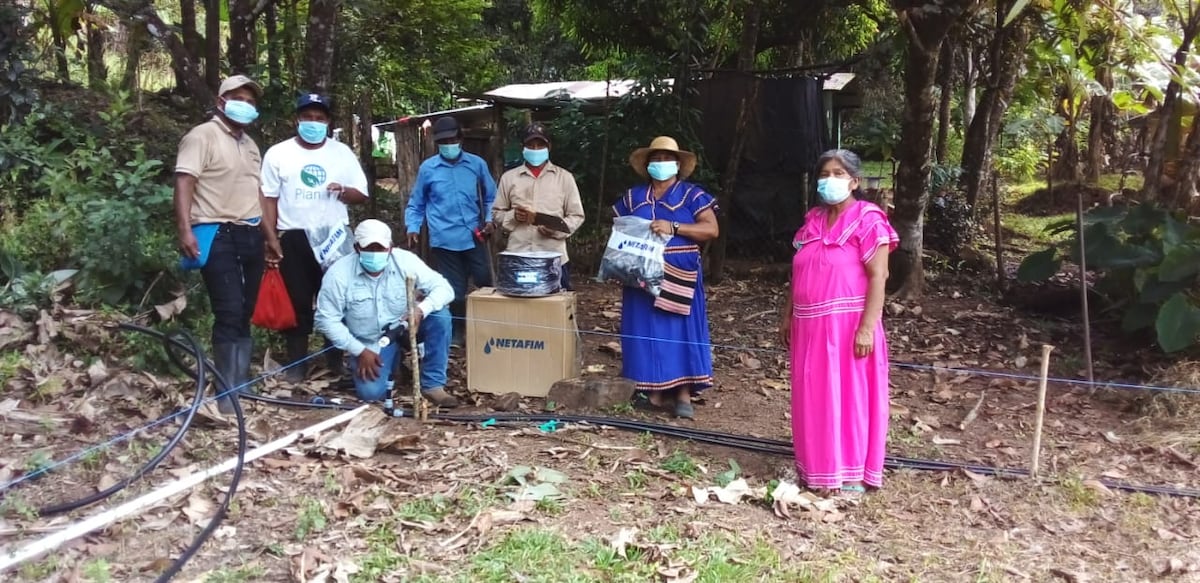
779, 149, 897, 497
613, 136, 719, 419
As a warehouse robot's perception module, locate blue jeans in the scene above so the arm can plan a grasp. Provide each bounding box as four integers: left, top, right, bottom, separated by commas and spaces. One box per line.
200, 224, 264, 345
349, 307, 451, 401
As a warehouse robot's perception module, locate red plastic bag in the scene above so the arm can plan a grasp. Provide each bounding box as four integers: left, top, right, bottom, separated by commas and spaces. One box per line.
251, 268, 297, 330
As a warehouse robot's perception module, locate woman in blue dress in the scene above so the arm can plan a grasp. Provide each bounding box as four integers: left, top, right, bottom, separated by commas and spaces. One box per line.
613, 136, 719, 418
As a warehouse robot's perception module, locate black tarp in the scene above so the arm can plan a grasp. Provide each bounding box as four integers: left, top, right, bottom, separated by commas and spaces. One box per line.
694, 74, 828, 258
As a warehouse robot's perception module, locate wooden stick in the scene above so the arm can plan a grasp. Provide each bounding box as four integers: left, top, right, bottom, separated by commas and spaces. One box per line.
1030, 344, 1055, 478
406, 276, 426, 421
0, 405, 370, 573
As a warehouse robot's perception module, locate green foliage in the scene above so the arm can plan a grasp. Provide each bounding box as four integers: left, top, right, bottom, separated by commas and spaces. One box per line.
925, 166, 977, 258
0, 3, 37, 123
536, 79, 717, 235
338, 0, 502, 114
1018, 204, 1200, 352
0, 96, 181, 308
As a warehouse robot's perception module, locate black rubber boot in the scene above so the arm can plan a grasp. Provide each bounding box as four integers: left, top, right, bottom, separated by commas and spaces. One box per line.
212, 342, 240, 414
283, 335, 307, 384
235, 337, 255, 394
449, 300, 466, 348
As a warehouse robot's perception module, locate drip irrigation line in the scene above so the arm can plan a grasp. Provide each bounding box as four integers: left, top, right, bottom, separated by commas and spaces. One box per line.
0, 336, 331, 494
149, 330, 248, 583
35, 327, 207, 516
428, 411, 1200, 498
450, 314, 1200, 396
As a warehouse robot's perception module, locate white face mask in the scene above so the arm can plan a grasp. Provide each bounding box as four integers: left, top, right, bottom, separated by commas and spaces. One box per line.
817, 177, 853, 205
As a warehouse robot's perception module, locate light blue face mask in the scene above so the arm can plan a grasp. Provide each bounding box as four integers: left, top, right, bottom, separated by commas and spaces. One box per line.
358, 250, 389, 273
439, 143, 462, 160
523, 147, 550, 166
222, 99, 259, 125
297, 121, 328, 144
817, 177, 853, 205
647, 161, 679, 181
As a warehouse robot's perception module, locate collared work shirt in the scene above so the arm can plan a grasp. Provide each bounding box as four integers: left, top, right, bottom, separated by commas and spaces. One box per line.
494, 162, 585, 263
174, 116, 262, 225
315, 249, 454, 356
404, 152, 497, 251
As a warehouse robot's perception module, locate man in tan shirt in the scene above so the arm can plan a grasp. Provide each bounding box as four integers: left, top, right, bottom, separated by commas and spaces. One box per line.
174, 74, 280, 413
493, 123, 585, 289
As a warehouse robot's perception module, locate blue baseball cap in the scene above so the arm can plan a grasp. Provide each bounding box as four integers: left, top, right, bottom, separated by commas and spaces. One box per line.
296, 93, 332, 112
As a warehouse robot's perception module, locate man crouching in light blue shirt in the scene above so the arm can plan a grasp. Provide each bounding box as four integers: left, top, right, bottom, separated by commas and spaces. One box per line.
315, 219, 460, 407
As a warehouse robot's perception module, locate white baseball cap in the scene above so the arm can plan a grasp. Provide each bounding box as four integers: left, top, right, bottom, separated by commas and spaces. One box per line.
354, 219, 393, 248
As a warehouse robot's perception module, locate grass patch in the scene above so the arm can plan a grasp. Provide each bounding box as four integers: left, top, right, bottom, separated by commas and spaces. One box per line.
352, 525, 410, 583
1003, 212, 1074, 247
464, 526, 828, 583
204, 564, 266, 583
295, 497, 328, 541
660, 451, 701, 479
397, 494, 453, 523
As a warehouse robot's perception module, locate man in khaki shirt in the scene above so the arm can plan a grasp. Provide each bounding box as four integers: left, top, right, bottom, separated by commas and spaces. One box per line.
493, 123, 585, 289
174, 74, 280, 413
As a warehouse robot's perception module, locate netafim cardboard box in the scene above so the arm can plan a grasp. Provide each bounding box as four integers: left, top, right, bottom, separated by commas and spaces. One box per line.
467, 288, 580, 397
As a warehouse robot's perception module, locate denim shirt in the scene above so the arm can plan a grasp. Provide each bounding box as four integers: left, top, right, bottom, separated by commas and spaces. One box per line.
315, 249, 454, 356
404, 152, 497, 251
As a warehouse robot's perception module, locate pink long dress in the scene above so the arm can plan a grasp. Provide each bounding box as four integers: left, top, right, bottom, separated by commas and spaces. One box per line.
789, 199, 898, 489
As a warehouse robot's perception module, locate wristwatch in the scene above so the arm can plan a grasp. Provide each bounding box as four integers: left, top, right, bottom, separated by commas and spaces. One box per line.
671, 221, 680, 235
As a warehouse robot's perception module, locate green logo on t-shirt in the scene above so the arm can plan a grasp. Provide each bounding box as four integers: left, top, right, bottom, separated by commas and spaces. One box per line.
300, 164, 327, 187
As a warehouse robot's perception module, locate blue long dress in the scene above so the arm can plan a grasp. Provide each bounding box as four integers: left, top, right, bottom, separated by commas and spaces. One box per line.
612, 181, 716, 393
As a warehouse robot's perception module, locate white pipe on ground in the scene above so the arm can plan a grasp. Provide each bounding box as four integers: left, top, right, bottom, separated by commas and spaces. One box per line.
0, 405, 371, 572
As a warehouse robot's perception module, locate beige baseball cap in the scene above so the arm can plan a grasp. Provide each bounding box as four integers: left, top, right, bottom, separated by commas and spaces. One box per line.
217, 74, 263, 98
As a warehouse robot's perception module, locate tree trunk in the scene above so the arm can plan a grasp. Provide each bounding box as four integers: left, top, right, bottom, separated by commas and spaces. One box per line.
707, 0, 761, 285
1143, 11, 1200, 204
1084, 66, 1113, 183
961, 43, 977, 127
891, 0, 979, 298
960, 2, 1028, 211
174, 0, 200, 92
265, 1, 280, 87
934, 41, 954, 164
1051, 86, 1082, 182
1170, 108, 1200, 207
47, 0, 70, 81
303, 0, 340, 92
204, 0, 220, 91
120, 20, 147, 91
137, 5, 213, 104
85, 4, 107, 88
228, 0, 256, 73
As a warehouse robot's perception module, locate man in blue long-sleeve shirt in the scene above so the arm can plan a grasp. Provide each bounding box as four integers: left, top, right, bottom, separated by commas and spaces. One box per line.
315, 219, 460, 407
405, 116, 497, 347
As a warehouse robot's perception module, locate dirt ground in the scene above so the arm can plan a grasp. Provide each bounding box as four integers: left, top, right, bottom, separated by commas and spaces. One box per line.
2, 270, 1200, 582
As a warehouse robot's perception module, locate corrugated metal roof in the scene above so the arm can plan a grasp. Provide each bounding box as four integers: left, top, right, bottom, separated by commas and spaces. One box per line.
823, 72, 856, 91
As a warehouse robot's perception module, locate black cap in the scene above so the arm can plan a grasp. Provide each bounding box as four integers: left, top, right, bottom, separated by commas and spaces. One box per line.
295, 92, 332, 112
432, 117, 460, 141
522, 123, 550, 145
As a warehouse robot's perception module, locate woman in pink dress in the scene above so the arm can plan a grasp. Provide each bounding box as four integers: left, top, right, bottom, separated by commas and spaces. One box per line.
779, 149, 898, 496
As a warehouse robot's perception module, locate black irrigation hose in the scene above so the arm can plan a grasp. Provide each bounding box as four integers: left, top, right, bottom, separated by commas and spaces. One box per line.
147, 328, 248, 583
429, 411, 1200, 498
34, 326, 209, 516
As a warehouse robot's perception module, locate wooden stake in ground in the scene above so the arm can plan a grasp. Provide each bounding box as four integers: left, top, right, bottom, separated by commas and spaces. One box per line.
406, 276, 426, 421
1030, 344, 1055, 478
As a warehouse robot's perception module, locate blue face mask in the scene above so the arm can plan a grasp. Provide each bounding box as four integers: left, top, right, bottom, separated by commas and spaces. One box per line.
523, 147, 550, 166
222, 99, 259, 125
817, 177, 853, 205
297, 121, 328, 144
358, 250, 389, 273
439, 143, 462, 160
647, 161, 679, 181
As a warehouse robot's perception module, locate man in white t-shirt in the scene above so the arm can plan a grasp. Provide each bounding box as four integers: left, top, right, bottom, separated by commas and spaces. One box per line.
262, 93, 369, 383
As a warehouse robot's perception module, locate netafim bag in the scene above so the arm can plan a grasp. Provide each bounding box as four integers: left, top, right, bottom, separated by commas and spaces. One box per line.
598, 216, 669, 296
307, 223, 354, 271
